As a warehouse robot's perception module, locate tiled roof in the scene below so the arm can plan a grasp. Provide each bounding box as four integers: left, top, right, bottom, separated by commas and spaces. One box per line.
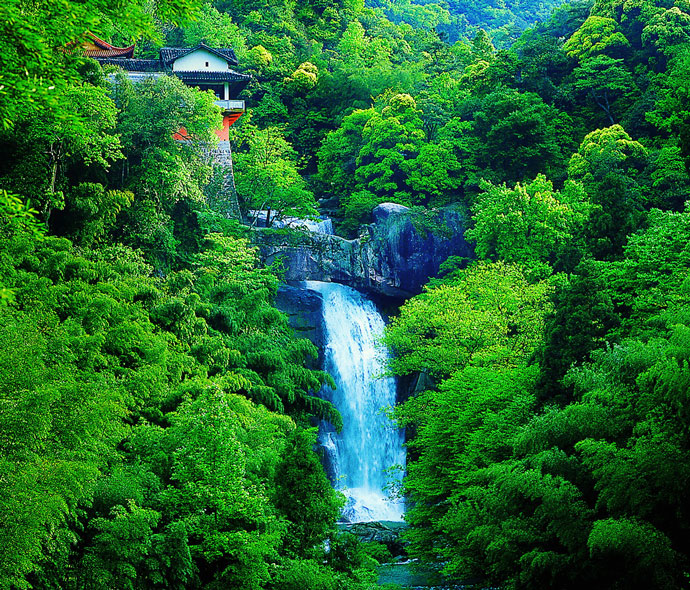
160, 43, 239, 66
96, 58, 163, 72
84, 46, 135, 58
174, 70, 250, 83
83, 33, 135, 59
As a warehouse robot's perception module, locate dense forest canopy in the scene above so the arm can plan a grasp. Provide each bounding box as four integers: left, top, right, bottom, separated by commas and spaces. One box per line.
1, 0, 690, 586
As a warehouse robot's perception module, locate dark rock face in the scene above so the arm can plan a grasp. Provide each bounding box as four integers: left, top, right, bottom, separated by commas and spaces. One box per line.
274, 284, 325, 366
366, 203, 471, 297
253, 204, 472, 298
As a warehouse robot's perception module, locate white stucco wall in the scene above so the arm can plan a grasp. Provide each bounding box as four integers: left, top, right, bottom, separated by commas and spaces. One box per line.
172, 49, 228, 72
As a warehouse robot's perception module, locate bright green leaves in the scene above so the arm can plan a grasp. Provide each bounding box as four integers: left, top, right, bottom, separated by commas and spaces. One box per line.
0, 190, 45, 240
442, 461, 593, 585
649, 145, 690, 210
645, 46, 690, 138
114, 74, 220, 202
596, 206, 690, 335
568, 125, 647, 258
1, 82, 123, 223
160, 391, 288, 587
397, 205, 690, 588
79, 389, 295, 590
568, 124, 647, 181
642, 6, 690, 58
234, 125, 319, 226
0, 215, 343, 587
466, 175, 590, 276
385, 261, 553, 378
0, 0, 203, 130
194, 233, 277, 293
183, 4, 248, 56
356, 93, 425, 203
336, 20, 393, 72
284, 62, 320, 93
397, 364, 540, 568
58, 183, 134, 247
385, 264, 549, 573
563, 15, 630, 60
316, 107, 373, 201
111, 74, 221, 266
0, 312, 126, 589
317, 94, 433, 233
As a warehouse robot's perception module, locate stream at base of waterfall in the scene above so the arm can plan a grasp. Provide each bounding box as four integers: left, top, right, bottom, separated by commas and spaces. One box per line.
304, 281, 406, 523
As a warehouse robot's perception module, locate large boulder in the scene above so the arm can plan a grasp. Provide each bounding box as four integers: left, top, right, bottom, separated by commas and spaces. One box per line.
340, 521, 408, 557
366, 203, 471, 296
253, 204, 472, 298
371, 202, 409, 223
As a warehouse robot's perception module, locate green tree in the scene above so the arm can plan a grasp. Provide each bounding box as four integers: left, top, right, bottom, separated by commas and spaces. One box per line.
535, 262, 620, 403
157, 390, 290, 589
466, 89, 573, 186
563, 15, 630, 60
1, 83, 123, 222
234, 126, 319, 226
645, 47, 690, 137
183, 4, 249, 56
568, 124, 648, 259
274, 428, 344, 557
466, 174, 590, 276
111, 74, 221, 266
384, 261, 553, 379
649, 145, 690, 210
0, 0, 203, 130
403, 205, 690, 589
642, 6, 690, 59
572, 55, 637, 124
355, 93, 426, 204
0, 307, 126, 588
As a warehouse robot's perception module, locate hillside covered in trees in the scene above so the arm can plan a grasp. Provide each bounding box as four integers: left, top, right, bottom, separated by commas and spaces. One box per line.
2, 0, 690, 587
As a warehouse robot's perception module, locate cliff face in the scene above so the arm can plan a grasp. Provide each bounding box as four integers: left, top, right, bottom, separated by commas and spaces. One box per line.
253, 203, 472, 298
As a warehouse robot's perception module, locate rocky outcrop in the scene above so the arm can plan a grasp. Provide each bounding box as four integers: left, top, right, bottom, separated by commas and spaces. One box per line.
253, 204, 472, 298
340, 521, 408, 557
274, 284, 324, 366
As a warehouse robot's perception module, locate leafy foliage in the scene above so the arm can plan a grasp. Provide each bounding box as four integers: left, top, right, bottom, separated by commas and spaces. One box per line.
385, 261, 553, 378
0, 195, 345, 589
466, 174, 590, 277
4, 0, 690, 587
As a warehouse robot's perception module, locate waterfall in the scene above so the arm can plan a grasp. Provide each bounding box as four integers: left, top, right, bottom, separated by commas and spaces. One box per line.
305, 281, 405, 522
249, 212, 334, 234
294, 217, 334, 235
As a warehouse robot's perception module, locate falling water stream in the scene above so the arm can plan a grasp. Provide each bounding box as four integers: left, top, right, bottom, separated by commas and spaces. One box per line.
304, 281, 405, 523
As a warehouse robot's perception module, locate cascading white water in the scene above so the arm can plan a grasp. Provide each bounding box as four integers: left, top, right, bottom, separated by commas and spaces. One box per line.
249, 211, 334, 235
304, 280, 405, 522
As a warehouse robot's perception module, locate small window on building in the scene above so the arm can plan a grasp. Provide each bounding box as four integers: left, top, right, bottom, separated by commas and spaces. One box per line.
205, 61, 209, 67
